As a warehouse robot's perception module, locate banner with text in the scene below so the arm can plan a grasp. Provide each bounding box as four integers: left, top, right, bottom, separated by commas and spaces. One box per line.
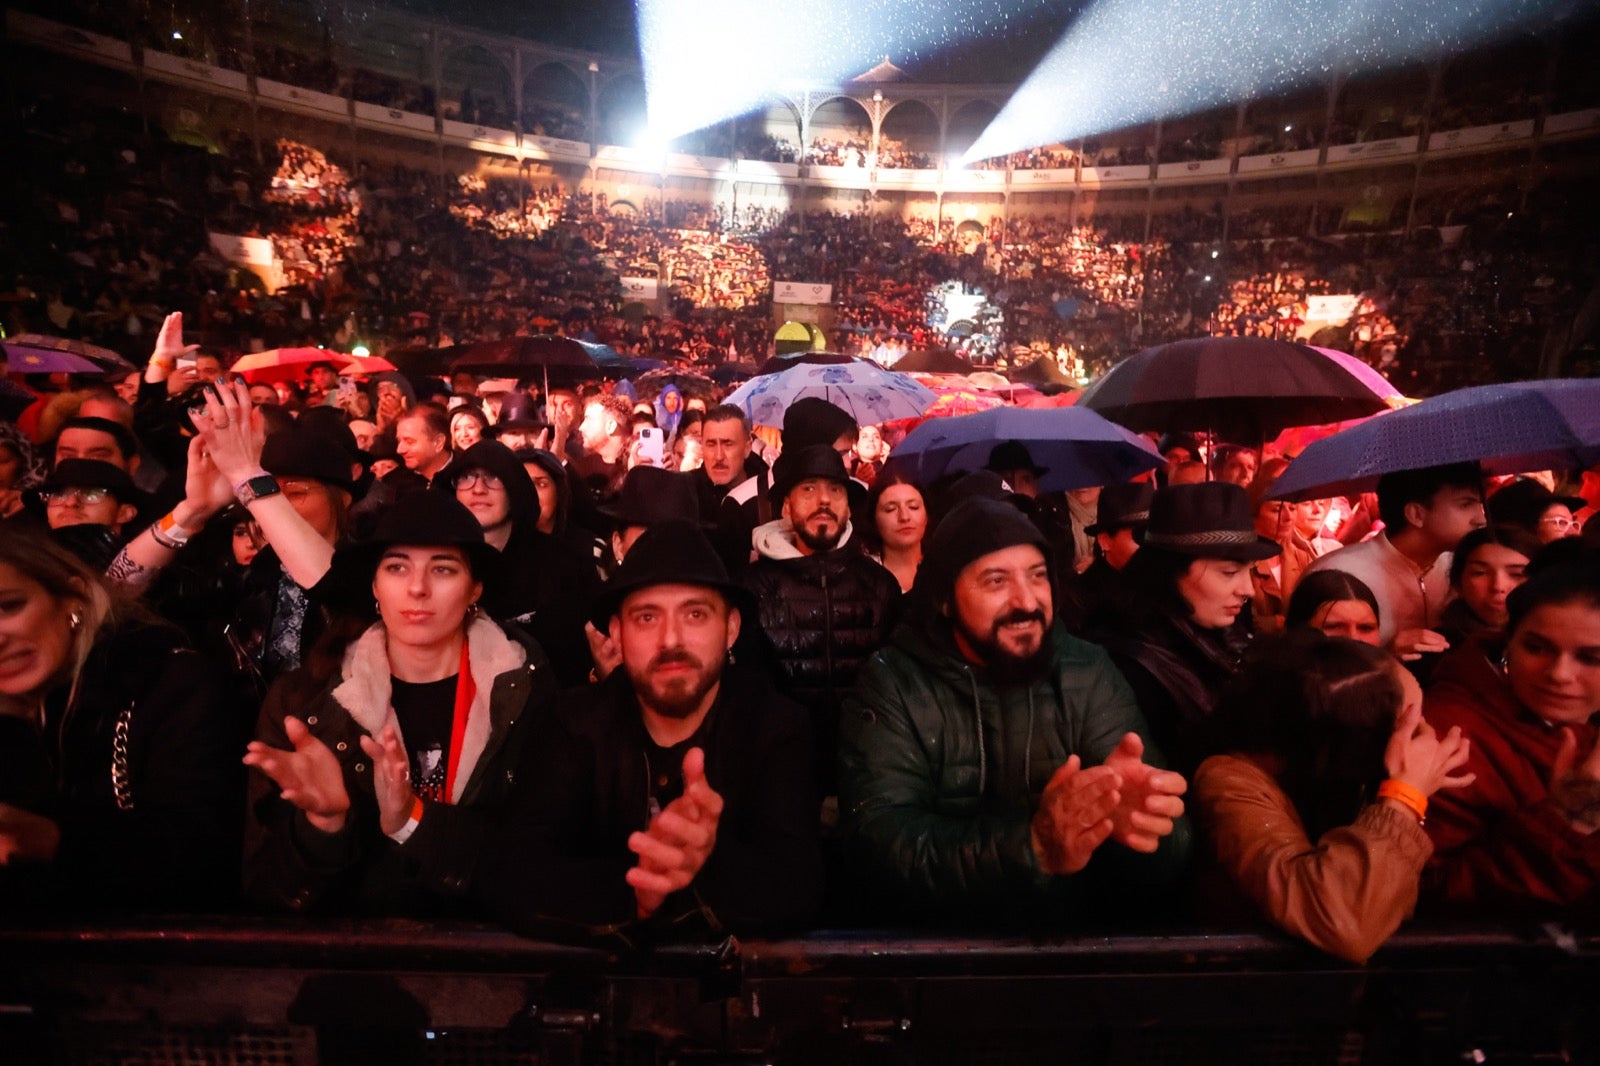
619, 276, 659, 301
774, 281, 833, 305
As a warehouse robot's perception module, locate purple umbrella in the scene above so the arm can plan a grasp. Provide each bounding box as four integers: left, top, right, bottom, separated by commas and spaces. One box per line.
1269, 378, 1600, 502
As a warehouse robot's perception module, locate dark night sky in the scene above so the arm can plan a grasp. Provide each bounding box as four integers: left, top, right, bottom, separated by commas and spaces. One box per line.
381, 0, 1073, 81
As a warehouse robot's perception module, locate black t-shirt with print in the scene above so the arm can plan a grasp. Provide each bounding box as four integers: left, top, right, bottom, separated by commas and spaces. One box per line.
390, 674, 457, 803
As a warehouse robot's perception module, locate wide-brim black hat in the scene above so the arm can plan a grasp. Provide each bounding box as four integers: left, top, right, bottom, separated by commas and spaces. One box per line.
29, 458, 148, 511
320, 492, 501, 610
598, 465, 707, 528
1142, 482, 1281, 562
262, 428, 359, 493
590, 520, 753, 629
1487, 477, 1586, 529
488, 390, 549, 435
1085, 482, 1155, 536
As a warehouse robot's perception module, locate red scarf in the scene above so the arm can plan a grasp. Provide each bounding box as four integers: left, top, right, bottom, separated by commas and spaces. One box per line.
442, 637, 476, 804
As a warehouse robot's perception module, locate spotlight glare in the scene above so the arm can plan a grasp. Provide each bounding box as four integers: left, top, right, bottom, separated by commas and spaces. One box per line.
964, 0, 1565, 164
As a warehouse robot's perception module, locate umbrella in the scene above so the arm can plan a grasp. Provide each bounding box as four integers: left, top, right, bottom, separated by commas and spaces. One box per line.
231, 347, 348, 384
755, 351, 857, 376
1009, 355, 1076, 387
1310, 346, 1404, 402
1077, 337, 1392, 440
724, 358, 937, 431
2, 342, 104, 375
710, 362, 757, 386
450, 335, 602, 394
891, 348, 972, 375
384, 346, 458, 376
450, 335, 601, 377
882, 406, 1165, 493
635, 368, 715, 400
967, 371, 1013, 392
921, 390, 1005, 420
4, 334, 134, 371
1268, 379, 1600, 503
341, 354, 397, 375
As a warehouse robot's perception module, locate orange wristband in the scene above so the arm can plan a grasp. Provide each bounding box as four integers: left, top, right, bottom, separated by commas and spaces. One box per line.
1377, 779, 1428, 823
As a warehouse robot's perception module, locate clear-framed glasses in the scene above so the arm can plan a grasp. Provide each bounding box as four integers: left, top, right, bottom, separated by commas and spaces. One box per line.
455, 470, 503, 491
1540, 515, 1580, 533
41, 487, 113, 506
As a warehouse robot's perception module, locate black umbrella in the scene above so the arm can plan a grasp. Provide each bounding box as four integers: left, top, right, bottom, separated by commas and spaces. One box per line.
710, 362, 758, 386
754, 351, 858, 376
1077, 336, 1390, 441
450, 335, 602, 393
1010, 355, 1076, 387
385, 346, 460, 377
891, 348, 974, 375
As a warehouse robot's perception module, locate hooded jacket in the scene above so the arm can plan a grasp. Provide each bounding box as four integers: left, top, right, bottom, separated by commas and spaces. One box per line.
743, 518, 900, 790
243, 617, 555, 914
838, 615, 1191, 924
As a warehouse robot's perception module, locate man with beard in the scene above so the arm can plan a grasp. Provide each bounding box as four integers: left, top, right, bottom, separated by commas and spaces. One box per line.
743, 444, 900, 799
472, 522, 822, 936
838, 496, 1191, 925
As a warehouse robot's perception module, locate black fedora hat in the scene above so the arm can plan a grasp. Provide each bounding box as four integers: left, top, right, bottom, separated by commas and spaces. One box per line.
598, 466, 705, 528
1487, 478, 1586, 531
262, 428, 359, 493
769, 443, 851, 502
985, 440, 1049, 479
321, 492, 502, 611
590, 520, 753, 628
1086, 482, 1154, 536
488, 390, 549, 436
1143, 482, 1281, 562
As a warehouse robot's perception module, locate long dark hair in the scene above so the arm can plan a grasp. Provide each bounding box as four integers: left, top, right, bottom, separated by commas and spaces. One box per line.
1284, 570, 1381, 632
1207, 630, 1402, 839
1111, 545, 1196, 624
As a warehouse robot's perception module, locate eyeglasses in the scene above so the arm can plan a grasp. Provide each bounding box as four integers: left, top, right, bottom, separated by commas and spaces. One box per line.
455, 471, 503, 491
41, 487, 114, 505
1540, 516, 1581, 532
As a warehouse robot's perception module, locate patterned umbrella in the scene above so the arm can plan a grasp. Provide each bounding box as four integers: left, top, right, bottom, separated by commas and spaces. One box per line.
1269, 378, 1600, 502
723, 357, 937, 430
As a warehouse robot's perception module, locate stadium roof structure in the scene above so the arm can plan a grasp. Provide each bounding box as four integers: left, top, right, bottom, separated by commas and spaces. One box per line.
850, 56, 908, 84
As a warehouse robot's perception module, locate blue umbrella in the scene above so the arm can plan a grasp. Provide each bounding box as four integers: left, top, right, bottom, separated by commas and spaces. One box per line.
1269, 378, 1600, 502
883, 406, 1165, 493
724, 358, 936, 430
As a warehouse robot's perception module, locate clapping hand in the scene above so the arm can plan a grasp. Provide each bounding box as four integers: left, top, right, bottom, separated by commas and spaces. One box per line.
1031, 755, 1120, 875
1549, 728, 1600, 835
190, 379, 267, 484
244, 717, 351, 834
626, 747, 723, 918
360, 725, 417, 836
1101, 732, 1187, 854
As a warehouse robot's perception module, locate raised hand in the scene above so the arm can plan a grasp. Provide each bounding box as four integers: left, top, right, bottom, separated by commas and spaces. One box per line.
359, 725, 416, 836
152, 311, 200, 369
175, 434, 236, 527
244, 717, 351, 834
1031, 755, 1120, 875
583, 621, 623, 682
1101, 732, 1187, 854
626, 747, 723, 918
1392, 628, 1450, 662
191, 378, 267, 484
1548, 728, 1600, 835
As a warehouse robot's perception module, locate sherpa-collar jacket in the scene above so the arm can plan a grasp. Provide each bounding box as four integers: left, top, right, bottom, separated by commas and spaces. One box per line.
243, 616, 554, 914
838, 615, 1192, 925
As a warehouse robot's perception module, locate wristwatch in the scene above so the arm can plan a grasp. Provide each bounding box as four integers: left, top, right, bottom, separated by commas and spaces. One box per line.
233, 473, 282, 506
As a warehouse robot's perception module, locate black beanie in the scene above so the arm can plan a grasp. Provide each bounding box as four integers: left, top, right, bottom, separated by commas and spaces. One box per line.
781, 397, 858, 452
917, 496, 1049, 606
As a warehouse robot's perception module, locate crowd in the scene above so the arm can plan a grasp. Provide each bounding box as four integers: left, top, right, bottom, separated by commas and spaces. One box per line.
3, 307, 1599, 966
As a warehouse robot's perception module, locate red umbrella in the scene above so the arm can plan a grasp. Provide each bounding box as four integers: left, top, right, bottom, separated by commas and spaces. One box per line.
231, 347, 349, 384
341, 354, 397, 375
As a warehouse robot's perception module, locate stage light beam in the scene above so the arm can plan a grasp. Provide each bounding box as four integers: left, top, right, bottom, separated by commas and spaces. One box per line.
964, 0, 1572, 165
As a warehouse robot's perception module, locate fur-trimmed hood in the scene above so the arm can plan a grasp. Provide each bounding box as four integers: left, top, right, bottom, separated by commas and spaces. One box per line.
330, 616, 527, 803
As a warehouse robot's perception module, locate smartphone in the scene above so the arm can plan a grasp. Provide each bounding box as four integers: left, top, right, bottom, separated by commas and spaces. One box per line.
337, 375, 357, 400
637, 426, 665, 466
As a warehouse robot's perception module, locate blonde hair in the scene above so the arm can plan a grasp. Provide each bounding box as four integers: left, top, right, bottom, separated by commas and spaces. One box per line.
0, 529, 117, 704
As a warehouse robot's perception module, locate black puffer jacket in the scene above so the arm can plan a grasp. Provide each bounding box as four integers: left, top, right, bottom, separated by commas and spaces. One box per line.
742, 519, 900, 789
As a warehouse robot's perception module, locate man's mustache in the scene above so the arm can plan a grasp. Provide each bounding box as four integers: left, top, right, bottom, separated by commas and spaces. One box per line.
992, 609, 1047, 633
649, 648, 703, 672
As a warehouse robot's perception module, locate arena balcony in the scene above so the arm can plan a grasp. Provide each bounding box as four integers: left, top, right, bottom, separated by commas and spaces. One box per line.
7, 5, 1598, 204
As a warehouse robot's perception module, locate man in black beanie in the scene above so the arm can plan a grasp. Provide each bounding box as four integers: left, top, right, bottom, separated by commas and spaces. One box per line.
743, 444, 899, 802
838, 495, 1190, 925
